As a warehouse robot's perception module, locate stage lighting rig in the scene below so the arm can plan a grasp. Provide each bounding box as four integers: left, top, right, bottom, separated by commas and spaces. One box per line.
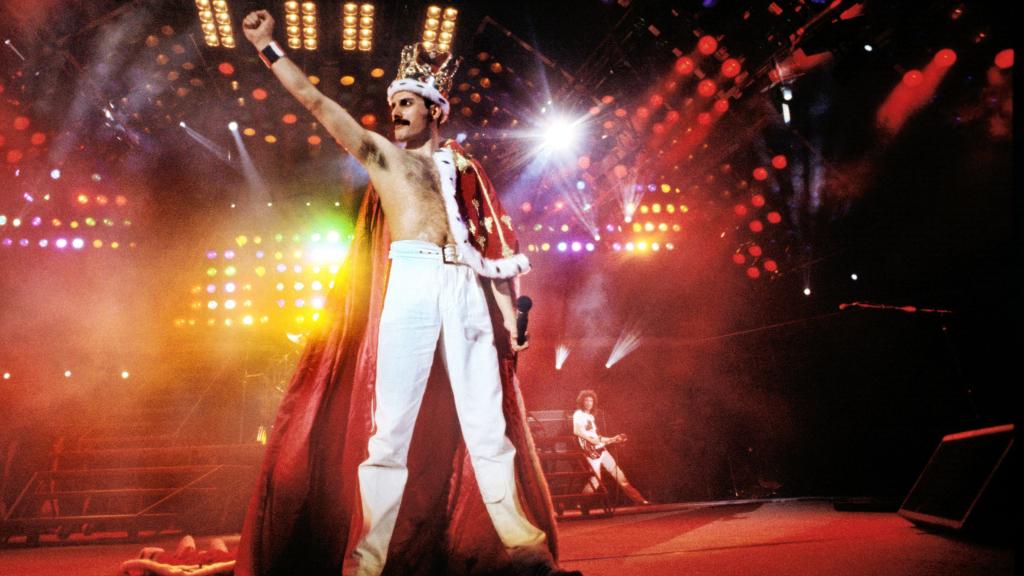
341, 3, 374, 52
196, 0, 236, 48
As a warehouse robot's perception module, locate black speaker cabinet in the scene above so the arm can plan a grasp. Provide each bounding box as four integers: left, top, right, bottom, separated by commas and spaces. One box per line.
898, 424, 1013, 534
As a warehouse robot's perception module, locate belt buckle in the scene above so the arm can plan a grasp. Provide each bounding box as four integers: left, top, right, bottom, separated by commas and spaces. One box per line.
442, 245, 458, 264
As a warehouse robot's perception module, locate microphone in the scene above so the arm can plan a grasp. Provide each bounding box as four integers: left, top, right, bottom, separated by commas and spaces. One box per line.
516, 295, 533, 346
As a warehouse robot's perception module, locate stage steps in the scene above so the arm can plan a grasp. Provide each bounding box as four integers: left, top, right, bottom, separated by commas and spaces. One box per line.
1, 393, 265, 545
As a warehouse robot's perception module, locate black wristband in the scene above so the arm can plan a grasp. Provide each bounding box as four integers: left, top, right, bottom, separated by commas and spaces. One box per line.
258, 41, 285, 68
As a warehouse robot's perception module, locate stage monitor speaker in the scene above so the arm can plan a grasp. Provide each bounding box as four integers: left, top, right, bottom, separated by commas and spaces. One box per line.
898, 423, 1013, 535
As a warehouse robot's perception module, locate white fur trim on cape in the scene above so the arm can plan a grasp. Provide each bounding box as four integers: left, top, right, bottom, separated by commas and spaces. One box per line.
433, 148, 530, 279
388, 79, 451, 122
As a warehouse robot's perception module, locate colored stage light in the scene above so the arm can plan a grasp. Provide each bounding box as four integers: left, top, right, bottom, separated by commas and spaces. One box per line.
697, 79, 716, 98
994, 49, 1013, 69
228, 121, 238, 131
697, 35, 718, 56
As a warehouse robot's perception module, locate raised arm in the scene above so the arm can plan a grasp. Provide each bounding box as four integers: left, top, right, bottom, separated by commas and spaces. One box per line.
242, 10, 387, 159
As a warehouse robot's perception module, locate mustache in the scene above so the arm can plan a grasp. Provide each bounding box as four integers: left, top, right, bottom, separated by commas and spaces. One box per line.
392, 117, 411, 126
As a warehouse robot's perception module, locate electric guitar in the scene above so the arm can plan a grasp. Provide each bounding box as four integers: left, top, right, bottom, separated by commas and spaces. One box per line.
578, 433, 627, 459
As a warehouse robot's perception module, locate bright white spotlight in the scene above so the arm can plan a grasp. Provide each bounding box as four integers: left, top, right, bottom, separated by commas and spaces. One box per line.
179, 121, 187, 128
540, 115, 579, 152
605, 322, 643, 369
803, 287, 812, 296
228, 121, 239, 131
555, 344, 571, 370
50, 169, 61, 180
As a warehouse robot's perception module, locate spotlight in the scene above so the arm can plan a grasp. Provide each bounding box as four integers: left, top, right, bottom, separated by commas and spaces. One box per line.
228, 121, 239, 131
50, 169, 61, 180
64, 370, 72, 378
179, 121, 187, 128
121, 370, 130, 379
540, 114, 581, 152
803, 287, 812, 296
863, 44, 873, 52
851, 274, 858, 281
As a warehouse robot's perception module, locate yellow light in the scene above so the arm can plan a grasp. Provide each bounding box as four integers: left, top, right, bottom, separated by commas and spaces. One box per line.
360, 3, 374, 15
343, 15, 357, 27
285, 0, 298, 11
303, 26, 317, 38
198, 10, 213, 22
343, 27, 358, 39
441, 20, 455, 33
287, 25, 301, 37
632, 223, 642, 232
370, 67, 385, 78
287, 37, 302, 49
427, 5, 441, 18
205, 34, 220, 46
541, 243, 550, 251
243, 127, 256, 136
302, 14, 316, 26
301, 2, 317, 14
222, 36, 235, 48
658, 223, 668, 231
121, 370, 130, 379
286, 13, 300, 24
265, 134, 278, 143
343, 2, 358, 15
425, 18, 439, 30
438, 31, 452, 43
225, 265, 237, 276
341, 74, 355, 85
644, 222, 654, 232
358, 28, 371, 39
652, 203, 661, 213
202, 21, 216, 34
423, 29, 437, 42
443, 7, 458, 20
358, 39, 372, 51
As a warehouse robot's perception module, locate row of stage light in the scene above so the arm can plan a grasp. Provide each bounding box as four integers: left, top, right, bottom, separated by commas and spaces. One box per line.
194, 1, 458, 53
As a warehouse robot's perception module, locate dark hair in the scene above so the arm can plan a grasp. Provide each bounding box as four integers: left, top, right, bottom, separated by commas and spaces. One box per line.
576, 389, 597, 410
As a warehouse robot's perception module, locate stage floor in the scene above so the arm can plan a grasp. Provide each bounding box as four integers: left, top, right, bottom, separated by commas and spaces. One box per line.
0, 499, 1012, 575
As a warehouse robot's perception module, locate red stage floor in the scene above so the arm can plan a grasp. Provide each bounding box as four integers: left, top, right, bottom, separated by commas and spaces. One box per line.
0, 500, 1012, 575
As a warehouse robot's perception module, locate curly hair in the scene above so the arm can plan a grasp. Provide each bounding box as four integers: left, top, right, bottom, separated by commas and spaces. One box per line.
576, 389, 598, 410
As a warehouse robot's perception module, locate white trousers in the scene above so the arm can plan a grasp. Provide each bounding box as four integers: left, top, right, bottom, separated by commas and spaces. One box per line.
351, 241, 548, 576
584, 449, 630, 492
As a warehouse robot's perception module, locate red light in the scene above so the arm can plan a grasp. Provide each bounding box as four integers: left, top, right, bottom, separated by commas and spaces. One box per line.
307, 135, 322, 145
30, 132, 47, 146
766, 211, 782, 224
115, 195, 128, 206
665, 110, 680, 124
771, 154, 788, 169
763, 259, 778, 272
995, 49, 1014, 69
697, 35, 718, 56
934, 49, 957, 68
752, 167, 768, 181
674, 57, 695, 75
5, 149, 23, 164
733, 204, 748, 217
902, 70, 923, 87
713, 99, 730, 114
652, 123, 666, 135
748, 245, 762, 257
749, 220, 764, 233
746, 266, 761, 279
578, 156, 591, 169
697, 112, 712, 126
218, 62, 235, 76
614, 108, 627, 118
613, 164, 628, 179
96, 195, 109, 206
636, 106, 650, 119
13, 116, 30, 131
521, 202, 532, 213
649, 94, 664, 108
361, 114, 377, 127
697, 79, 716, 98
282, 113, 298, 124
252, 88, 268, 100
732, 253, 746, 265
751, 194, 765, 207
721, 58, 741, 78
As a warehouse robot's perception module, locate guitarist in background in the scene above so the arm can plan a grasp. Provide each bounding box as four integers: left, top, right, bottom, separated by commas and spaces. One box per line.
572, 390, 649, 505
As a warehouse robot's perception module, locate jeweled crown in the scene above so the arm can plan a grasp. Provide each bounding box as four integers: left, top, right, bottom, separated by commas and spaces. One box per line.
394, 43, 460, 96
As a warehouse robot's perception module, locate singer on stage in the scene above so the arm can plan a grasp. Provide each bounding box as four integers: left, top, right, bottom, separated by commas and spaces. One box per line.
573, 390, 649, 506
234, 9, 578, 576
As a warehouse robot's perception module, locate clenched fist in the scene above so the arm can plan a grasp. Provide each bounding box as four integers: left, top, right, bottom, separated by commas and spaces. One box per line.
242, 10, 275, 49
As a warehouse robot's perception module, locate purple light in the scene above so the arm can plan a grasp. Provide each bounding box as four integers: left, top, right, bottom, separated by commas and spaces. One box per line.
571, 241, 582, 252
612, 243, 622, 251
277, 299, 286, 308
55, 238, 68, 249
19, 239, 29, 247
276, 263, 287, 273
224, 250, 236, 260
207, 284, 217, 294
255, 250, 265, 259
206, 250, 218, 259
295, 299, 305, 307
31, 217, 41, 226
647, 184, 656, 192
1, 239, 11, 246
23, 192, 34, 202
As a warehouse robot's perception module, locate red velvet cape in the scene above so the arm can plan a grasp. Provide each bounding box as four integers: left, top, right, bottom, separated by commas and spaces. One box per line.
236, 147, 558, 576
